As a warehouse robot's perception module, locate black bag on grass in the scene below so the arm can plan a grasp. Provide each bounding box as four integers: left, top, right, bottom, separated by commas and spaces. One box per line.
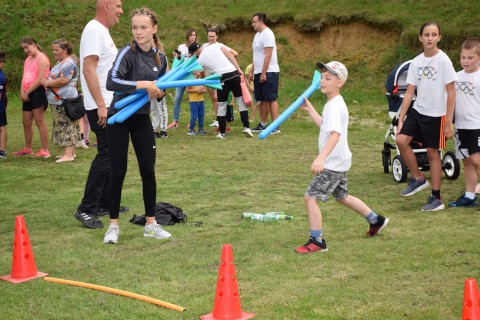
129, 202, 188, 226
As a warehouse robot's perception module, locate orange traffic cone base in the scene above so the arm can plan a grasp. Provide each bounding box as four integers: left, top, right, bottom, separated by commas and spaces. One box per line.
201, 311, 255, 320
1, 271, 48, 284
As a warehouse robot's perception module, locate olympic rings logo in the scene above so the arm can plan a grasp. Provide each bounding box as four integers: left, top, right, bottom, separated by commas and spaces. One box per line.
417, 66, 437, 79
455, 81, 475, 94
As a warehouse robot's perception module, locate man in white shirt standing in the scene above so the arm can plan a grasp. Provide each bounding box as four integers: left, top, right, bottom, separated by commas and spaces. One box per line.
250, 12, 280, 134
74, 0, 124, 229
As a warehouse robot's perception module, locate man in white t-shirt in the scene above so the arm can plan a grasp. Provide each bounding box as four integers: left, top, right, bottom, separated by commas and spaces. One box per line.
74, 0, 124, 229
249, 13, 280, 134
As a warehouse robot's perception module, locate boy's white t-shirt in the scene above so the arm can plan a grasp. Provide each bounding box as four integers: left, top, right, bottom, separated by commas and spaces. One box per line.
319, 95, 352, 172
80, 20, 117, 111
252, 27, 279, 74
197, 43, 236, 75
454, 69, 480, 129
406, 50, 457, 117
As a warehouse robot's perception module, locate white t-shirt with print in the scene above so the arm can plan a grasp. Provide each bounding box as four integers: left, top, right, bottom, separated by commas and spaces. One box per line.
406, 50, 457, 117
252, 27, 279, 74
319, 95, 352, 172
454, 69, 480, 129
80, 20, 117, 111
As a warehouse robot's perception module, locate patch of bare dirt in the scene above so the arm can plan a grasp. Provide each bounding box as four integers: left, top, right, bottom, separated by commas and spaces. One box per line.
220, 22, 397, 73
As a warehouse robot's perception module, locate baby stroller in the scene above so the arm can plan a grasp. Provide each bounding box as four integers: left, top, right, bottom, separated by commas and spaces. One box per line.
381, 60, 460, 182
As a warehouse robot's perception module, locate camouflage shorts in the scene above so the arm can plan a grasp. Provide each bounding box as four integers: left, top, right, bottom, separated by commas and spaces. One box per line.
305, 169, 348, 202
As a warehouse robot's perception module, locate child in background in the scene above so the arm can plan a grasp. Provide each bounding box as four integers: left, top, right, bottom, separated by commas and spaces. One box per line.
396, 22, 457, 211
448, 37, 480, 207
186, 71, 206, 135
295, 61, 389, 254
0, 52, 8, 158
245, 63, 260, 122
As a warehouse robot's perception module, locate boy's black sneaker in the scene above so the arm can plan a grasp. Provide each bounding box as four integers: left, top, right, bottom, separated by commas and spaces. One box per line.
366, 215, 389, 237
95, 206, 129, 217
0, 150, 6, 159
74, 211, 104, 229
251, 123, 266, 132
295, 237, 328, 254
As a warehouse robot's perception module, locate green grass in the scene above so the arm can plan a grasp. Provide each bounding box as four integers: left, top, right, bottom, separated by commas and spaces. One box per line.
1, 1, 480, 319
1, 89, 479, 319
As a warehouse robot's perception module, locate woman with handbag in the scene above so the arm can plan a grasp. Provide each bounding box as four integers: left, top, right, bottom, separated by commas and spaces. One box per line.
41, 39, 80, 163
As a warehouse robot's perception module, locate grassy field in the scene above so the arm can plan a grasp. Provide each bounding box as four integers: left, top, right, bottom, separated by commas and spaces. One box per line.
1, 1, 480, 319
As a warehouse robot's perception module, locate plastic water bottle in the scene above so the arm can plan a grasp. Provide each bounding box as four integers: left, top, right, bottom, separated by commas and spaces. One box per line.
241, 213, 256, 218
265, 211, 294, 220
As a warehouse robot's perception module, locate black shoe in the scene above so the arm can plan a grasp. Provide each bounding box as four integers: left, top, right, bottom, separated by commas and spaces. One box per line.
251, 123, 267, 132
366, 215, 389, 237
95, 206, 130, 217
74, 210, 104, 229
157, 131, 168, 138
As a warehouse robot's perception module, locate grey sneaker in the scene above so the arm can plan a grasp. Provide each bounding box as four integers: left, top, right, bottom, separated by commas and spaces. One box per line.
243, 127, 253, 138
401, 175, 430, 197
103, 224, 121, 244
144, 221, 172, 239
421, 195, 445, 211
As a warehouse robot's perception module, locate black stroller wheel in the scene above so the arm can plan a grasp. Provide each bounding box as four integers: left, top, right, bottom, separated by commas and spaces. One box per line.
392, 155, 408, 183
443, 151, 460, 180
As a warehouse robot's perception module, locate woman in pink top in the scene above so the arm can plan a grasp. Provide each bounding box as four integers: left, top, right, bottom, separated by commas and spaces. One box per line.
13, 36, 51, 158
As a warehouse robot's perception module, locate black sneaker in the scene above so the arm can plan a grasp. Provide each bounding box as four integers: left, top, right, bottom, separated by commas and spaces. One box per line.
95, 206, 129, 217
295, 237, 328, 254
366, 215, 389, 237
154, 131, 168, 138
0, 150, 6, 159
251, 123, 267, 132
74, 210, 104, 229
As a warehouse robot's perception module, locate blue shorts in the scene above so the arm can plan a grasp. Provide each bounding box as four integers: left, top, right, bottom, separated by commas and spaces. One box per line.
254, 72, 279, 102
0, 111, 6, 127
22, 86, 48, 111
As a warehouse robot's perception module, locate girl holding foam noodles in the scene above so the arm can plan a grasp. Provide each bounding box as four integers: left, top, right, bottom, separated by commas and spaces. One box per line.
103, 7, 172, 244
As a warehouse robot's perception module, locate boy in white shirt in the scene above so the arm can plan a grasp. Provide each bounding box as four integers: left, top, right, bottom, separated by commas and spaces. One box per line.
295, 61, 388, 254
449, 37, 480, 207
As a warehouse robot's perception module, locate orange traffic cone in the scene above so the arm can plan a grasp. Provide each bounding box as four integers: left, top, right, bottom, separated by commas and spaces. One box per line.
0, 216, 48, 284
200, 244, 254, 320
462, 278, 480, 320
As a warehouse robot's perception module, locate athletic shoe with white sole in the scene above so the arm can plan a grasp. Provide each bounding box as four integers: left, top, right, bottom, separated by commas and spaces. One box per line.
366, 215, 389, 237
243, 127, 253, 138
421, 195, 445, 211
251, 123, 266, 132
216, 133, 226, 139
401, 174, 429, 197
209, 120, 219, 127
103, 224, 121, 244
144, 221, 172, 239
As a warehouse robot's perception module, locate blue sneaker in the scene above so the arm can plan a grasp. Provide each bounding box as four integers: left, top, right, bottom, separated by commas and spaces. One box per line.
448, 194, 479, 208
251, 123, 266, 132
187, 130, 196, 135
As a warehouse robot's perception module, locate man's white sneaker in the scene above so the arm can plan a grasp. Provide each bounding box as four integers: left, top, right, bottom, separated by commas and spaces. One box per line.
103, 224, 121, 244
216, 133, 226, 139
144, 221, 172, 239
209, 120, 219, 127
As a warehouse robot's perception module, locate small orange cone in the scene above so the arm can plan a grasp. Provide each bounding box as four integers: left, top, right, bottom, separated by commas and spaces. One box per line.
1, 216, 48, 284
462, 278, 480, 320
200, 244, 254, 320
